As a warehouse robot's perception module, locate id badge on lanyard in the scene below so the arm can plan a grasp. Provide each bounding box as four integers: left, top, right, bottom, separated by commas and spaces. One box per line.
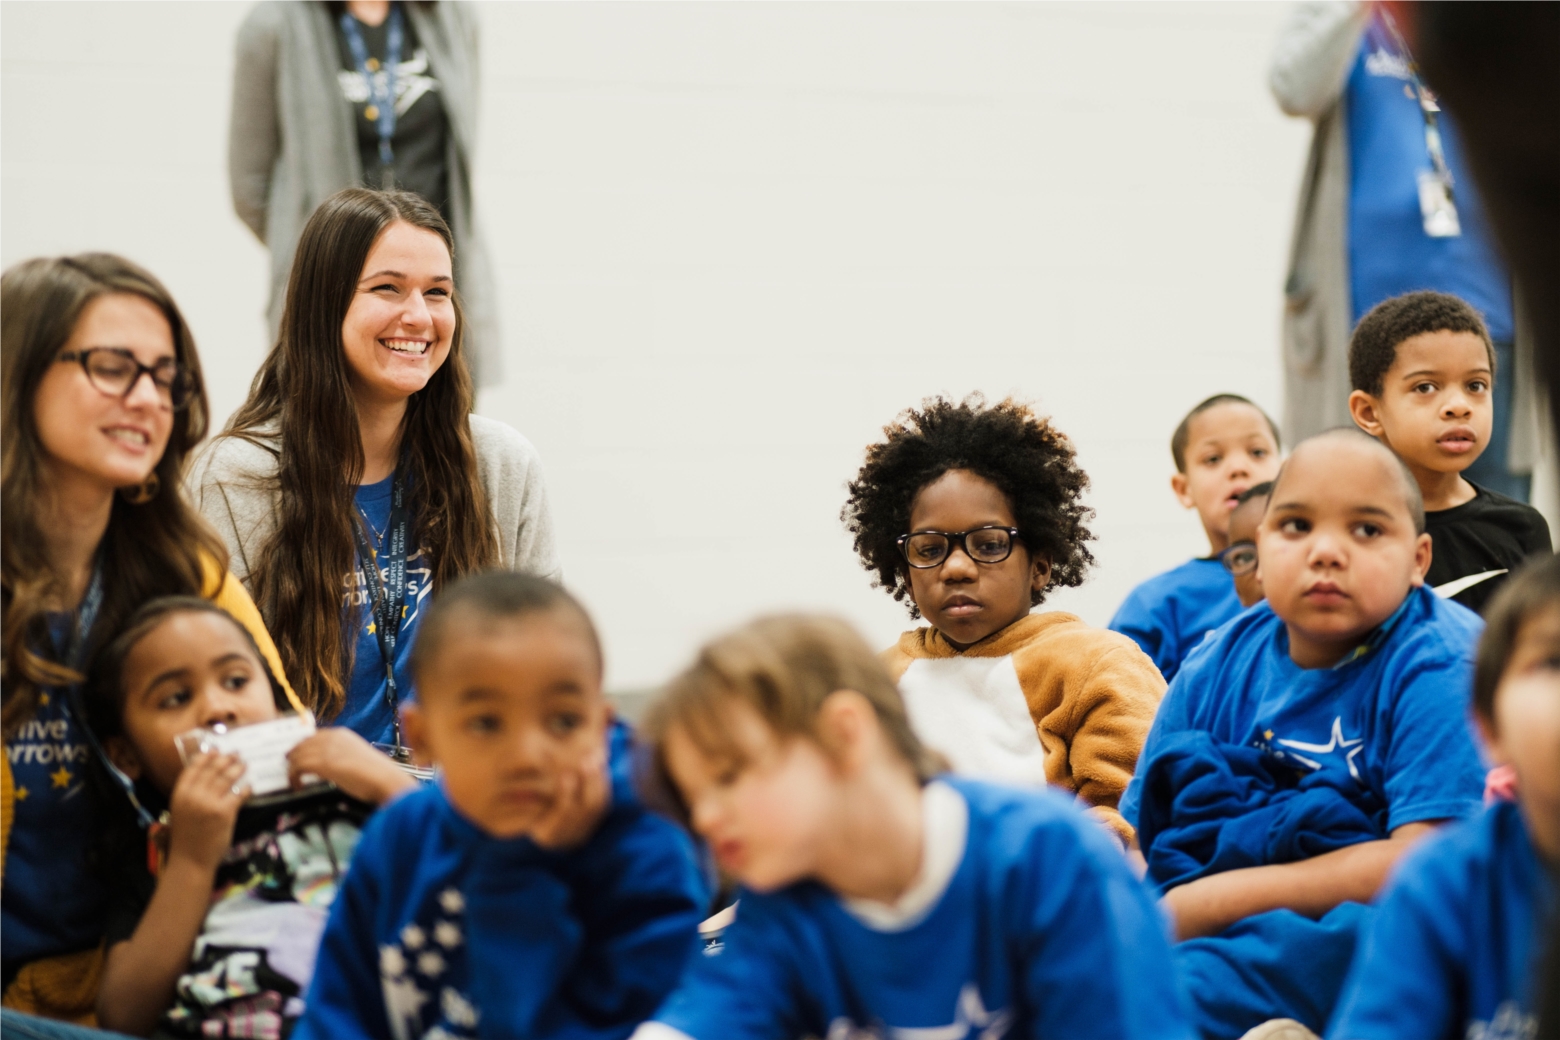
1383, 11, 1461, 239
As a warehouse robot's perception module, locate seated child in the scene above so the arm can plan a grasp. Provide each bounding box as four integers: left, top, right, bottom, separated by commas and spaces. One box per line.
86, 597, 417, 1037
296, 573, 709, 1040
842, 396, 1167, 843
1348, 290, 1551, 614
1223, 481, 1274, 609
1119, 429, 1491, 1040
633, 615, 1194, 1040
1111, 393, 1283, 680
1328, 554, 1560, 1040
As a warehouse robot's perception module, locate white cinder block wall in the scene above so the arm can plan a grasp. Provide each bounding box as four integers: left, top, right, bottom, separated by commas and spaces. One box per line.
2, 2, 1310, 695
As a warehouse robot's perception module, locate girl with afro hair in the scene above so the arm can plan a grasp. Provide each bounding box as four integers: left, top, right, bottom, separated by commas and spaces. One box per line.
843, 396, 1166, 843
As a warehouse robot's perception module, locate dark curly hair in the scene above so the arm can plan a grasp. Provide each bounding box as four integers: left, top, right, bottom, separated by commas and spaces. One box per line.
1349, 290, 1494, 397
842, 396, 1095, 617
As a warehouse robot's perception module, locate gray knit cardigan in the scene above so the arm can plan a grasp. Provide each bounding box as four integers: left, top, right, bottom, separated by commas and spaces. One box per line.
228, 1, 503, 386
187, 414, 562, 589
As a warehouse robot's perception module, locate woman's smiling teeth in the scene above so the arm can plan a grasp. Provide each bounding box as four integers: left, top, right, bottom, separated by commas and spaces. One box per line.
105, 427, 149, 448
382, 337, 430, 356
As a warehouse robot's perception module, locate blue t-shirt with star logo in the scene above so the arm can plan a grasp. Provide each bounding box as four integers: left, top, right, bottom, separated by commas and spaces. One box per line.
1120, 585, 1486, 835
294, 721, 709, 1040
2, 618, 108, 978
338, 473, 433, 745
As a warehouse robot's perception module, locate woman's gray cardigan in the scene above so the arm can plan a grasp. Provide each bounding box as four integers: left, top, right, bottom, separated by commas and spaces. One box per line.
228, 1, 502, 386
1269, 1, 1538, 465
187, 414, 561, 589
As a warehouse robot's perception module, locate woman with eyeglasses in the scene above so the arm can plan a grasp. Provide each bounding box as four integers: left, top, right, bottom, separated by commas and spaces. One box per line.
191, 187, 559, 754
0, 254, 297, 1026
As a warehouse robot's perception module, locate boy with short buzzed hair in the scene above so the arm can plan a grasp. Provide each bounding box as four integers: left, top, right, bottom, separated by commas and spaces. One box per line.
296, 573, 709, 1040
1349, 290, 1550, 614
1111, 394, 1282, 681
1120, 429, 1490, 1040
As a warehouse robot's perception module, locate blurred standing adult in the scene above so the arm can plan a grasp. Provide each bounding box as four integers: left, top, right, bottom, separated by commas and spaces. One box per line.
1270, 0, 1535, 501
229, 0, 502, 386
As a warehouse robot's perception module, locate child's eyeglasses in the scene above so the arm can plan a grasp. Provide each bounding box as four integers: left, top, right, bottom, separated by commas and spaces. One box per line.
1220, 541, 1258, 576
57, 347, 195, 411
897, 526, 1023, 568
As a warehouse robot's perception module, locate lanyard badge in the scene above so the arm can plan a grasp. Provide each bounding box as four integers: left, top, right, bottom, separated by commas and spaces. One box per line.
1381, 11, 1461, 239
353, 469, 432, 779
340, 3, 405, 190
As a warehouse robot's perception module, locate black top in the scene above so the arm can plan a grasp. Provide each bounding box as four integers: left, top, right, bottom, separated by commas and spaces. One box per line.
333, 4, 450, 219
1425, 483, 1552, 615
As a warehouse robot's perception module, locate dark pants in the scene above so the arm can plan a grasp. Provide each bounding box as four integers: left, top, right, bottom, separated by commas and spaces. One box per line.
1465, 340, 1532, 502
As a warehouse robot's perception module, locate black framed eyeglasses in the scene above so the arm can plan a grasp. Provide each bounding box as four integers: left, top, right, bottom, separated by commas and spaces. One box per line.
897, 526, 1023, 569
1219, 541, 1258, 576
57, 347, 195, 411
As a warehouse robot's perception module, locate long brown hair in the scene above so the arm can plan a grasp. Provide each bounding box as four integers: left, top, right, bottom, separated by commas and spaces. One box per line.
2, 254, 225, 738
222, 188, 497, 720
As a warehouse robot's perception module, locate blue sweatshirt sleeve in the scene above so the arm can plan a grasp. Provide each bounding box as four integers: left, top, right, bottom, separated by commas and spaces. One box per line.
293, 813, 395, 1040
1012, 809, 1195, 1040
1378, 650, 1486, 829
1327, 839, 1464, 1039
651, 897, 812, 1040
1110, 585, 1172, 678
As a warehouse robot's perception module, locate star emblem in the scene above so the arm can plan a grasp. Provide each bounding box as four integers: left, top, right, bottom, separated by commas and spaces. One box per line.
433, 921, 462, 949
438, 888, 464, 914
50, 766, 73, 789
14, 786, 29, 801
416, 951, 446, 977
1275, 717, 1366, 779
1263, 729, 1274, 740
38, 693, 50, 706
401, 924, 425, 949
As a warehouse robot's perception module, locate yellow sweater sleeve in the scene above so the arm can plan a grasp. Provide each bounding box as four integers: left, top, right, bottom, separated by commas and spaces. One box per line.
202, 556, 303, 713
1013, 627, 1166, 844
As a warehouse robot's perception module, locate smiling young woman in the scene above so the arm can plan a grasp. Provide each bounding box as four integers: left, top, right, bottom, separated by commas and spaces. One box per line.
191, 188, 559, 746
0, 254, 297, 1023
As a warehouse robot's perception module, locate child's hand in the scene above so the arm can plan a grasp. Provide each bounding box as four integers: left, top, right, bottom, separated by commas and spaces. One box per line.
287, 727, 418, 806
527, 744, 612, 851
166, 752, 247, 873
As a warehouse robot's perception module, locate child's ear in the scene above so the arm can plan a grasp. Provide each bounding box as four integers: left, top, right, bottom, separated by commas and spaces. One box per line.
1349, 390, 1387, 438
1409, 531, 1434, 586
1170, 472, 1194, 510
400, 703, 434, 767
1030, 552, 1053, 594
816, 690, 874, 775
102, 735, 143, 781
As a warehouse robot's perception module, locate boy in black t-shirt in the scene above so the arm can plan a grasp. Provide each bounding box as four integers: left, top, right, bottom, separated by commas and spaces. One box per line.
1348, 290, 1551, 614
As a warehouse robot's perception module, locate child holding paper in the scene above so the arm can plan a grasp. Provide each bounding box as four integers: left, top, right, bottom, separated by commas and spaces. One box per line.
83, 596, 413, 1037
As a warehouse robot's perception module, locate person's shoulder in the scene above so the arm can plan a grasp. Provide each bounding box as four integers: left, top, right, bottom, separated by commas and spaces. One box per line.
355, 782, 448, 861
944, 776, 1122, 868
192, 431, 281, 486
1385, 802, 1514, 905
1008, 612, 1164, 679
1177, 601, 1280, 673
469, 413, 542, 464
1387, 586, 1483, 663
1477, 486, 1553, 547
1117, 558, 1219, 611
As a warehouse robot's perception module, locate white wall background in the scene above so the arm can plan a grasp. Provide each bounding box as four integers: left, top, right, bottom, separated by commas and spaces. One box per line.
1, 1, 1310, 696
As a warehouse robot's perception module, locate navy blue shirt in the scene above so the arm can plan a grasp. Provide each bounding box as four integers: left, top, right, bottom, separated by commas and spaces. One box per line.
296, 721, 709, 1040
1110, 557, 1243, 682
1329, 801, 1554, 1040
1121, 586, 1486, 834
1, 617, 107, 977
1345, 17, 1513, 339
339, 473, 432, 744
652, 778, 1194, 1040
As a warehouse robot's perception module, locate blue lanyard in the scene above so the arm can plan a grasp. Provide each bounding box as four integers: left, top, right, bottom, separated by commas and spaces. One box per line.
352, 469, 411, 756
340, 3, 405, 188
54, 562, 159, 829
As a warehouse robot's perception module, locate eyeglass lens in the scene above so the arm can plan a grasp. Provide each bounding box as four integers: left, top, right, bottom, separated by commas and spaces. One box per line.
903, 528, 1013, 567
83, 350, 191, 407
1222, 544, 1258, 575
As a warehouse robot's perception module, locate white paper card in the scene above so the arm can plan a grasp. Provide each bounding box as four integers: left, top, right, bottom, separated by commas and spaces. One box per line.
176, 713, 316, 796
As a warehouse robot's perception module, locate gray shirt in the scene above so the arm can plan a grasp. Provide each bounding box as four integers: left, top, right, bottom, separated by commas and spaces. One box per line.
187, 414, 561, 588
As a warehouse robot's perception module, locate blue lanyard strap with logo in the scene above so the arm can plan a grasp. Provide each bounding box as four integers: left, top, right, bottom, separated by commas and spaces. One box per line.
340, 2, 405, 189
1379, 10, 1461, 238
55, 563, 158, 829
352, 469, 411, 759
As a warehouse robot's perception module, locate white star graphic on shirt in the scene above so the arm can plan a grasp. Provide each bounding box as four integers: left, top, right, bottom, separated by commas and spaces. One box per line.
1275, 716, 1366, 779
